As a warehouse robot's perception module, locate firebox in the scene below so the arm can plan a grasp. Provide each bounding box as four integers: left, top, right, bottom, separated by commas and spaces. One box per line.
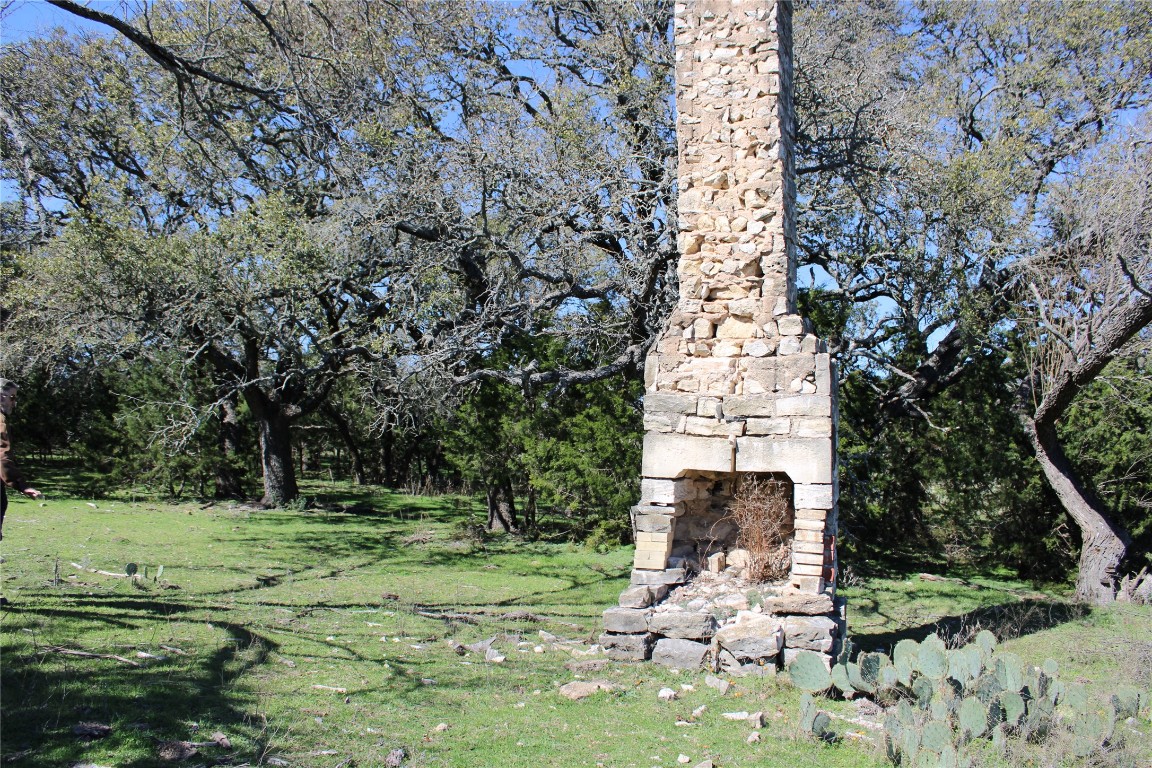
601, 0, 844, 674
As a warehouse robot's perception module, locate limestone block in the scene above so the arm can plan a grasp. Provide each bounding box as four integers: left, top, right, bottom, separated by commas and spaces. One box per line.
793, 551, 826, 566
603, 607, 652, 634
776, 314, 805, 335
775, 395, 832, 417
777, 336, 802, 355
618, 584, 667, 609
600, 632, 653, 661
791, 562, 825, 577
793, 417, 832, 438
684, 416, 744, 437
783, 616, 837, 652
745, 417, 790, 435
814, 353, 833, 391
734, 437, 833, 484
743, 338, 774, 357
714, 616, 784, 661
643, 413, 678, 433
640, 477, 696, 504
634, 514, 675, 534
712, 339, 744, 357
794, 508, 828, 522
651, 638, 711, 670
633, 550, 669, 570
792, 575, 826, 594
793, 528, 824, 543
716, 316, 757, 339
728, 297, 758, 317
722, 396, 775, 418
693, 317, 715, 339
644, 393, 700, 415
649, 610, 718, 640
793, 539, 825, 556
696, 397, 723, 418
642, 433, 734, 478
633, 502, 687, 518
793, 484, 835, 509
631, 568, 688, 587
763, 590, 834, 616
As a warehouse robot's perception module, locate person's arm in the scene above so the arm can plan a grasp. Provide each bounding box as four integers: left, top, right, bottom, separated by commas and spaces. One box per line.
0, 414, 40, 498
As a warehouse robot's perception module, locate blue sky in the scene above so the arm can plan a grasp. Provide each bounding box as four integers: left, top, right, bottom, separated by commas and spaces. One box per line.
0, 0, 111, 44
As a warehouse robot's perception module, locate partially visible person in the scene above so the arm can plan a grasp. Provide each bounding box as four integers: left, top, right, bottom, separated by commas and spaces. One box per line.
1, 378, 43, 542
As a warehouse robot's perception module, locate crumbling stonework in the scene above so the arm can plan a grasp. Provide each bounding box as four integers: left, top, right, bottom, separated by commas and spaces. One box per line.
603, 0, 844, 670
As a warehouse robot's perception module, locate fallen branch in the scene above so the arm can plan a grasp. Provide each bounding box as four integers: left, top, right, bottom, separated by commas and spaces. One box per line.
416, 610, 479, 624
71, 562, 137, 580
41, 645, 142, 667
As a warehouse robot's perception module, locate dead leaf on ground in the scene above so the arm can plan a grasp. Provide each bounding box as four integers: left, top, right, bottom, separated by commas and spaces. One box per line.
157, 740, 198, 761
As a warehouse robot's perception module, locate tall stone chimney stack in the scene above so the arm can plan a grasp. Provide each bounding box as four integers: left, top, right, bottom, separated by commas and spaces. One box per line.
602, 1, 844, 670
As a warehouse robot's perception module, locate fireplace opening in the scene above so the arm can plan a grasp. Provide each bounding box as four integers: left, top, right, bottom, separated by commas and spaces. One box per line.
666, 471, 795, 583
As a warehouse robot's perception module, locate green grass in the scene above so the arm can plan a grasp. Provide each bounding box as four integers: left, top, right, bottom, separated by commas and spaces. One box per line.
2, 483, 1149, 767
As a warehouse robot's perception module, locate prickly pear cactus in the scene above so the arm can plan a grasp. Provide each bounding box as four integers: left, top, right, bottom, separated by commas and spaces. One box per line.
788, 651, 832, 693
793, 628, 1149, 766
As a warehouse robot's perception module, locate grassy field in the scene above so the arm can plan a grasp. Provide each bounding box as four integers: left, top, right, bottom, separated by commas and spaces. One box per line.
1, 483, 1149, 768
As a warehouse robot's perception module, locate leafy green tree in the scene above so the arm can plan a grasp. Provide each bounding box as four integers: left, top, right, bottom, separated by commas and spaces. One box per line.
2, 0, 678, 506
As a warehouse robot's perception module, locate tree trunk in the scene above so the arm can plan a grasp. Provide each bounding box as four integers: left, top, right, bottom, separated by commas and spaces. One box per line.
214, 392, 244, 499
1023, 416, 1130, 604
486, 479, 519, 533
246, 392, 299, 507
324, 404, 366, 485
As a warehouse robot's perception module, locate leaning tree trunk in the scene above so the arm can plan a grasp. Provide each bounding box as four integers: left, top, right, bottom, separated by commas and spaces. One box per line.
246, 392, 299, 507
1023, 416, 1130, 604
486, 479, 519, 533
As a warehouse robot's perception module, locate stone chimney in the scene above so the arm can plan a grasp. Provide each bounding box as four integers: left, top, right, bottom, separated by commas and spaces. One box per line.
602, 0, 844, 672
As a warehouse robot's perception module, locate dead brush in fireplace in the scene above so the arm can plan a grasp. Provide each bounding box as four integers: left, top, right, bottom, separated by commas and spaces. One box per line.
725, 476, 793, 582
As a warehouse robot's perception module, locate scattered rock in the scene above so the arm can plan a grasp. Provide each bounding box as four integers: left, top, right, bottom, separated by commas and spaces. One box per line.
747, 711, 765, 727
704, 675, 730, 695
484, 647, 505, 663
558, 680, 616, 700
209, 731, 231, 749
721, 711, 750, 720
434, 723, 450, 732
385, 747, 406, 767
693, 760, 714, 768
564, 658, 611, 674
678, 755, 691, 764
747, 731, 761, 743
72, 722, 112, 740
691, 705, 707, 718
658, 687, 678, 702
464, 636, 496, 654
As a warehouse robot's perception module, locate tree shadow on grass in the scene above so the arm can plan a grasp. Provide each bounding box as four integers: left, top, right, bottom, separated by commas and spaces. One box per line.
851, 598, 1091, 654
0, 607, 276, 768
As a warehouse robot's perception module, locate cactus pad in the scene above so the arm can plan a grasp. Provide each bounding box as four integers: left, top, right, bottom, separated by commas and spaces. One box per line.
789, 651, 832, 693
